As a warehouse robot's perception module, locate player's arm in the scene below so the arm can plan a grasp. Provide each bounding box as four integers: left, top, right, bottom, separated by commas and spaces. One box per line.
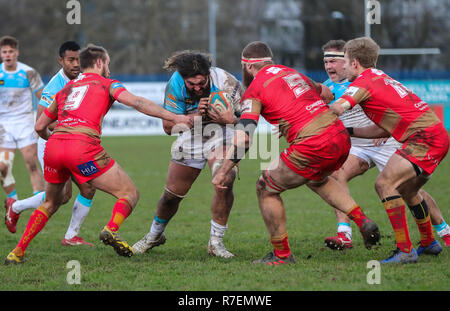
114, 89, 193, 128
329, 97, 352, 116
37, 91, 58, 131
306, 77, 334, 104
329, 85, 371, 116
162, 112, 200, 135
27, 69, 45, 100
212, 98, 261, 189
34, 88, 43, 100
35, 100, 58, 140
347, 124, 391, 139
162, 95, 199, 135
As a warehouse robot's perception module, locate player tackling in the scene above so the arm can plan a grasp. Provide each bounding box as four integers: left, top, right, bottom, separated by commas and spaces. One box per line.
329, 37, 449, 264
320, 39, 450, 251
5, 44, 192, 264
213, 41, 380, 265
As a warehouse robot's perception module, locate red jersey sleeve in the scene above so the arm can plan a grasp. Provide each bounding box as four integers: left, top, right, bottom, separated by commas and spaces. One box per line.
339, 78, 372, 108
240, 84, 262, 122
44, 107, 57, 120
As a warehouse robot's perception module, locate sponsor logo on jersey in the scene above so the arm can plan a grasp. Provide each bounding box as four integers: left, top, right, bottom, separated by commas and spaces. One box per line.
77, 161, 99, 176
111, 82, 125, 89
0, 80, 4, 85
41, 96, 53, 105
343, 86, 360, 97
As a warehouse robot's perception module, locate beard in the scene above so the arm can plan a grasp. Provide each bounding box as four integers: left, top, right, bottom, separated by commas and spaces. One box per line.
186, 84, 211, 103
242, 66, 254, 89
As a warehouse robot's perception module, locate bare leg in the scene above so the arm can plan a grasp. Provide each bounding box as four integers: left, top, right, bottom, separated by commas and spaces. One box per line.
19, 144, 44, 193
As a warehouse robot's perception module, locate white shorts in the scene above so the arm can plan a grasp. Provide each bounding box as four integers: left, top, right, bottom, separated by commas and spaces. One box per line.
0, 117, 38, 149
349, 138, 401, 172
37, 137, 47, 171
171, 124, 235, 170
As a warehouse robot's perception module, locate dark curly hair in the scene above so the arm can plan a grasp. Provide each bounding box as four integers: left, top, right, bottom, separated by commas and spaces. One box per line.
163, 50, 212, 78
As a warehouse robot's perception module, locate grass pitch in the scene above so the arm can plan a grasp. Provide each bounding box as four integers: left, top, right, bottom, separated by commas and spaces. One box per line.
1, 135, 449, 291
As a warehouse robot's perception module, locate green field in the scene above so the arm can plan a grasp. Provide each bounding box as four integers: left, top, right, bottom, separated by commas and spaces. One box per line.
1, 135, 449, 291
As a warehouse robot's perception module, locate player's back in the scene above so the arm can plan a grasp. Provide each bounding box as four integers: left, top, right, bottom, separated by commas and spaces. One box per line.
53, 72, 116, 140
247, 65, 339, 144
344, 69, 442, 142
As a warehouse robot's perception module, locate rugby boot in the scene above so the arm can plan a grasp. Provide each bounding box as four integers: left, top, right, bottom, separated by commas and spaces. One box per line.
208, 235, 234, 258
132, 232, 166, 254
99, 226, 133, 257
252, 251, 296, 266
417, 240, 442, 256
62, 236, 94, 247
5, 249, 24, 265
380, 248, 418, 264
325, 232, 353, 250
359, 218, 380, 249
442, 234, 450, 247
5, 198, 19, 233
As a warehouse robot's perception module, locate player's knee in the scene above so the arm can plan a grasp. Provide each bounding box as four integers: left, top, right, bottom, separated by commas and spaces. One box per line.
128, 188, 140, 208
61, 191, 72, 205
0, 151, 15, 187
159, 188, 183, 208
25, 159, 40, 173
80, 184, 96, 199
374, 177, 387, 196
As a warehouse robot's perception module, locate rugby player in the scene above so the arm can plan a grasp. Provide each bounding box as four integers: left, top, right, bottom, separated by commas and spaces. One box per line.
132, 50, 243, 258
4, 41, 96, 247
213, 41, 380, 265
321, 40, 450, 250
329, 37, 449, 264
0, 36, 44, 207
5, 44, 192, 264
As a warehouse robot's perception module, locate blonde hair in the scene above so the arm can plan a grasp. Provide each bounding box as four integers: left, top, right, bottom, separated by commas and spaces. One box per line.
344, 37, 380, 68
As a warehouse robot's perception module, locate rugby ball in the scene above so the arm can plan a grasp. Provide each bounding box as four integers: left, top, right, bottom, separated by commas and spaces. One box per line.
208, 91, 231, 113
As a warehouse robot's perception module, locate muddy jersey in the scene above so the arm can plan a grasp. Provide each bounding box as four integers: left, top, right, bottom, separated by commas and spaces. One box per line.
324, 77, 397, 148
241, 64, 341, 145
44, 72, 126, 141
337, 68, 449, 174
164, 67, 243, 122
0, 61, 44, 121
339, 68, 443, 143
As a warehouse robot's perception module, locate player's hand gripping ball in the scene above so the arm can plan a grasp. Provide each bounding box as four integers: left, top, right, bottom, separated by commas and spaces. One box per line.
208, 91, 231, 114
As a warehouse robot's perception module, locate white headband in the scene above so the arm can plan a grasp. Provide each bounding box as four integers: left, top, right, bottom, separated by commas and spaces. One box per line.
324, 51, 345, 59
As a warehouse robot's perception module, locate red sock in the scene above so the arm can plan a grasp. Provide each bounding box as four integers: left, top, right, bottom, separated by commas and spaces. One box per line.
415, 216, 435, 247
347, 205, 368, 228
271, 233, 291, 258
15, 206, 50, 256
408, 200, 435, 247
107, 198, 132, 232
382, 196, 412, 253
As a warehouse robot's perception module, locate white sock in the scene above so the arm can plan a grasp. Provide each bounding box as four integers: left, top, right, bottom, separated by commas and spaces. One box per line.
12, 191, 45, 214
64, 194, 92, 240
149, 216, 169, 237
210, 219, 228, 239
437, 224, 450, 237
337, 222, 352, 240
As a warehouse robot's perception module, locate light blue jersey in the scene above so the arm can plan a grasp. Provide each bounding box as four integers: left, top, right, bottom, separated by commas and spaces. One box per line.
0, 61, 44, 120
39, 68, 71, 108
164, 67, 243, 117
323, 78, 350, 104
